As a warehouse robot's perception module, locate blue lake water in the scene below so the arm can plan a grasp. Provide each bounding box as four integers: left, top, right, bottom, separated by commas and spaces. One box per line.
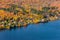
0, 20, 60, 40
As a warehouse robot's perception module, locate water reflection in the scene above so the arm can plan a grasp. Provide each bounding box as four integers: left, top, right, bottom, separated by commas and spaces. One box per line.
0, 20, 60, 40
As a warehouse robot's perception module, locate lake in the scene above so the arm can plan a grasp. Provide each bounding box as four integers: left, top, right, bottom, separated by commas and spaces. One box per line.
0, 20, 60, 40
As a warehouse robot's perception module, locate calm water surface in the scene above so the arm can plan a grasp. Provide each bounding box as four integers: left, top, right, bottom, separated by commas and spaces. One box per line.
0, 20, 60, 40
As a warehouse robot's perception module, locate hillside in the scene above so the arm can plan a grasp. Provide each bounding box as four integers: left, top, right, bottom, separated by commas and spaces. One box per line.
0, 0, 60, 30
0, 0, 60, 8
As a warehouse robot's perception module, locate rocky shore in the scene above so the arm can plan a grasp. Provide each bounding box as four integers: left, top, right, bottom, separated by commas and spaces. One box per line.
0, 4, 60, 30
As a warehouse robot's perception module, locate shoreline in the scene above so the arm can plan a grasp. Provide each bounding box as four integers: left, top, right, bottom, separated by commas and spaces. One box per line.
0, 17, 59, 30
0, 4, 60, 30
